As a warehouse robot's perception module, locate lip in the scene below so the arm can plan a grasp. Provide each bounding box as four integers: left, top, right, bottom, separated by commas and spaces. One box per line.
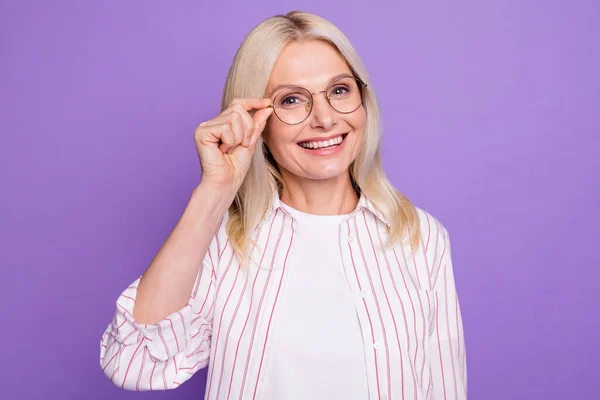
297, 133, 349, 156
297, 133, 347, 144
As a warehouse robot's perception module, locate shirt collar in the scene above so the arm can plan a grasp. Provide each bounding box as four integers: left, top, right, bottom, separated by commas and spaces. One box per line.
267, 191, 391, 228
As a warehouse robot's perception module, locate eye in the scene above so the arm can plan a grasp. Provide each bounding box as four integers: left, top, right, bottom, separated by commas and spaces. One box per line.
277, 91, 310, 109
329, 85, 351, 97
281, 96, 300, 106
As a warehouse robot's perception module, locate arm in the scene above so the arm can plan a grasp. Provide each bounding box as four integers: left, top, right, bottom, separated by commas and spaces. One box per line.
429, 228, 468, 399
99, 184, 233, 390
133, 183, 233, 325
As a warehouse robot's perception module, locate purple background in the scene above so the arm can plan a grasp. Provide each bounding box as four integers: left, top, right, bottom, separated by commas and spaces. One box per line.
1, 1, 598, 399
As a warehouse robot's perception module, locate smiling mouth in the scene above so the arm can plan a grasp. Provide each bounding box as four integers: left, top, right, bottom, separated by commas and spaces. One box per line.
297, 133, 348, 150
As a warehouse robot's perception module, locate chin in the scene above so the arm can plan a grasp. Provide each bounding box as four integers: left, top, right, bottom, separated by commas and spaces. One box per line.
307, 165, 352, 181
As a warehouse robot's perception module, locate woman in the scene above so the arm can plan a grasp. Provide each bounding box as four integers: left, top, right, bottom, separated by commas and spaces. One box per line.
100, 10, 467, 400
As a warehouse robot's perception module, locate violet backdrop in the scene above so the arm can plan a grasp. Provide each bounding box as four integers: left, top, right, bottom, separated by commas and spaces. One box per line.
1, 1, 598, 399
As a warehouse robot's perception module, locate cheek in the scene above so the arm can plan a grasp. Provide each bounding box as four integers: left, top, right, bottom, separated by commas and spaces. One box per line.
350, 108, 367, 130
262, 120, 298, 152
347, 110, 367, 153
262, 118, 280, 147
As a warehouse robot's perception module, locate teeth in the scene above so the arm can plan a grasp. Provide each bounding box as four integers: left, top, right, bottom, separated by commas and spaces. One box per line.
299, 135, 344, 149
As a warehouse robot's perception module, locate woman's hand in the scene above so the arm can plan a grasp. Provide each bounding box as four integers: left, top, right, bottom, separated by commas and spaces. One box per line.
194, 98, 273, 195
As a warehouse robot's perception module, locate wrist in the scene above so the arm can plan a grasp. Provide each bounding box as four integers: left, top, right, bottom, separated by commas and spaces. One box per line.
193, 182, 236, 214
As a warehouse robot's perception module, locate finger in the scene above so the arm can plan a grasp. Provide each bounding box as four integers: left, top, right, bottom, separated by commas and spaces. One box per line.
252, 104, 274, 127
249, 107, 274, 148
228, 112, 245, 150
233, 105, 256, 146
229, 98, 272, 112
223, 106, 255, 147
197, 122, 235, 153
222, 108, 253, 131
200, 111, 238, 127
217, 124, 236, 154
200, 111, 247, 146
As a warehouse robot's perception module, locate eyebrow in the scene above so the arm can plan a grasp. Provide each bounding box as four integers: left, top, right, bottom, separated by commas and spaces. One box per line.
268, 73, 354, 97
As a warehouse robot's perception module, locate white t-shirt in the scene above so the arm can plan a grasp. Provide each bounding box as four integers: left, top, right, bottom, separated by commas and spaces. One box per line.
260, 201, 370, 399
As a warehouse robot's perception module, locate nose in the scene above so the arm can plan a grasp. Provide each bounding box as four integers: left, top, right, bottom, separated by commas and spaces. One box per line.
309, 90, 336, 130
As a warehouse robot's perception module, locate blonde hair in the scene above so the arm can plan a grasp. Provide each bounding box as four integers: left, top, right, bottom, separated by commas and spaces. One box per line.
220, 11, 421, 267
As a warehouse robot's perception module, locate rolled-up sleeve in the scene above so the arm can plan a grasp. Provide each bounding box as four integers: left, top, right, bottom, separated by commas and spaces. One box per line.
100, 233, 219, 391
429, 228, 468, 399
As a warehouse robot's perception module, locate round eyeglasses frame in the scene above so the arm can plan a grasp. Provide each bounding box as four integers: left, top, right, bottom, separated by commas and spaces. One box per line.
268, 76, 368, 126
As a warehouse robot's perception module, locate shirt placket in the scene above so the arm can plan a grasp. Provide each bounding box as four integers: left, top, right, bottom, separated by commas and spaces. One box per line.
339, 216, 386, 400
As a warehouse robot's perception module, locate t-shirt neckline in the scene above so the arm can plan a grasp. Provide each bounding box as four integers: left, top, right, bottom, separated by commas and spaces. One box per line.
280, 201, 352, 225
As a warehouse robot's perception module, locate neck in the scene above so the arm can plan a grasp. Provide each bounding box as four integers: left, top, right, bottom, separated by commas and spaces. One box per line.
279, 170, 359, 216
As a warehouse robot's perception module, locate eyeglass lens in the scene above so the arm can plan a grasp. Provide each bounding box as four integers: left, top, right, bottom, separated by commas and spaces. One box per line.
272, 76, 363, 125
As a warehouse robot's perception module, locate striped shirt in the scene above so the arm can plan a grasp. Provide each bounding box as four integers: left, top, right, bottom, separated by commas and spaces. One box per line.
100, 192, 467, 399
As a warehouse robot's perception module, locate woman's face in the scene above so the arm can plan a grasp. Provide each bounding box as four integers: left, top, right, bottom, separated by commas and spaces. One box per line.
263, 40, 366, 182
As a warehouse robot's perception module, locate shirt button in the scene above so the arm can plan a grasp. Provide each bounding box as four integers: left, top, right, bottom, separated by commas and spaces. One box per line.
373, 342, 380, 350
348, 235, 354, 243
359, 289, 370, 298
381, 395, 388, 400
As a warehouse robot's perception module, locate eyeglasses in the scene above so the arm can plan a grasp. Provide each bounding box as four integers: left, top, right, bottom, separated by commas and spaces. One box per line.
268, 75, 368, 125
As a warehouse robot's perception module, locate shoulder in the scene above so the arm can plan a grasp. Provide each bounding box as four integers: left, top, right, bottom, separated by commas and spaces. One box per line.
413, 205, 450, 259
415, 206, 449, 240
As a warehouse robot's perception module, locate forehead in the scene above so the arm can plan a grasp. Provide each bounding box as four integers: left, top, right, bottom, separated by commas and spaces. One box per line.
267, 40, 353, 92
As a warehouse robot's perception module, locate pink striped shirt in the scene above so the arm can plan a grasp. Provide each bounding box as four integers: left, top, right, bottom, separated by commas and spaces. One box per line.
100, 192, 467, 399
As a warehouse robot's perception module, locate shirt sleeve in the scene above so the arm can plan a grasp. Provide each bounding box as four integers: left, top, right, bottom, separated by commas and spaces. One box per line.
99, 224, 223, 391
429, 228, 468, 399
